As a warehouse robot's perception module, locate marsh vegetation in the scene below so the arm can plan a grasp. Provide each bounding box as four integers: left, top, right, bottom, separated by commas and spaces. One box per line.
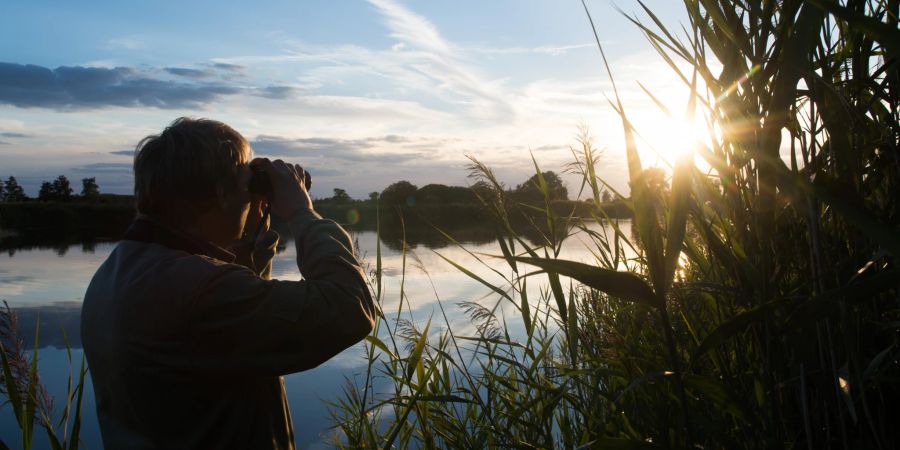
328, 1, 900, 448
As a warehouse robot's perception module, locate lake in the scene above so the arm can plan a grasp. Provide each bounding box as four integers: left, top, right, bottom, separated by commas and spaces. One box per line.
0, 220, 630, 449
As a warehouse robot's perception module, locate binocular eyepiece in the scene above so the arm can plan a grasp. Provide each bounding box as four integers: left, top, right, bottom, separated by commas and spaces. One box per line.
248, 167, 311, 196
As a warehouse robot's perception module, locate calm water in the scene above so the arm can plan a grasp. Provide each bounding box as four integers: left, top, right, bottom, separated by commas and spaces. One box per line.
0, 221, 628, 449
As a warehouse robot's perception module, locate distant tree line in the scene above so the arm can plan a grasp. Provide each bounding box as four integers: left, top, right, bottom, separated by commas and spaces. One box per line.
309, 170, 631, 237
315, 170, 627, 210
0, 175, 102, 202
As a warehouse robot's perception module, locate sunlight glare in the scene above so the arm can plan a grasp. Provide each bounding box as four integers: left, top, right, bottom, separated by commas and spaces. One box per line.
637, 112, 709, 168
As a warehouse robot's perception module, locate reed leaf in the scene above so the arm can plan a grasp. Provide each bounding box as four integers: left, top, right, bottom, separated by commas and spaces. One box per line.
807, 0, 900, 60
513, 257, 660, 308
663, 153, 693, 294
683, 374, 751, 423
0, 342, 25, 431
405, 317, 431, 382
575, 438, 660, 450
691, 300, 785, 367
66, 356, 86, 450
432, 250, 512, 303
24, 320, 40, 450
365, 335, 395, 359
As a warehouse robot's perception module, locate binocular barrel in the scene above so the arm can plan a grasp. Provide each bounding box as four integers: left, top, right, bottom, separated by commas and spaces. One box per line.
248, 168, 311, 196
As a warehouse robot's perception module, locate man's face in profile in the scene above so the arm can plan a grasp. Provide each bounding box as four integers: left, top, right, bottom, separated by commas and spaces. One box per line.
214, 163, 255, 244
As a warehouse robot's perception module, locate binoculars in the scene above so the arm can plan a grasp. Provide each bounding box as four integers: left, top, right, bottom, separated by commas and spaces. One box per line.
248, 167, 311, 196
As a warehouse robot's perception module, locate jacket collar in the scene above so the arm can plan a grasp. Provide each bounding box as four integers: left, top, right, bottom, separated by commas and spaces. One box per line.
123, 216, 236, 263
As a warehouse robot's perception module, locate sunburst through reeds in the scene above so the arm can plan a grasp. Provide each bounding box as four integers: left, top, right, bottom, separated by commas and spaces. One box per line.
325, 0, 900, 448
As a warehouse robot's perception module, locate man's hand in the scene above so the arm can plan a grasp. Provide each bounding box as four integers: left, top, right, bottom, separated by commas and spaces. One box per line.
229, 196, 280, 277
250, 158, 314, 220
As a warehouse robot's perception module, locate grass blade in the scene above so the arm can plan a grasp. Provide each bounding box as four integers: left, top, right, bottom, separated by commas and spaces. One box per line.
514, 257, 660, 308
663, 153, 693, 294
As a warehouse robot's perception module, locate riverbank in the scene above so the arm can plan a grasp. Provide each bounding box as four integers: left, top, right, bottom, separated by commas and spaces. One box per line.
0, 197, 631, 235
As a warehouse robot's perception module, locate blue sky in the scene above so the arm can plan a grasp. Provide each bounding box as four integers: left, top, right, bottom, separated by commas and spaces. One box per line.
0, 0, 694, 198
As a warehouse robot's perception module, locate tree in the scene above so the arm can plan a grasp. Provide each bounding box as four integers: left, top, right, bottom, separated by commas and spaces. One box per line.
3, 176, 26, 202
639, 167, 668, 193
380, 181, 418, 208
368, 192, 379, 201
418, 184, 474, 204
512, 171, 568, 204
37, 175, 74, 202
52, 175, 73, 201
0, 178, 4, 201
601, 189, 612, 203
332, 188, 351, 203
81, 177, 100, 198
38, 181, 54, 201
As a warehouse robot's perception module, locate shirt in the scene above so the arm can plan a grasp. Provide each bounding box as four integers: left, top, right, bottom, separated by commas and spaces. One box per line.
81, 210, 375, 449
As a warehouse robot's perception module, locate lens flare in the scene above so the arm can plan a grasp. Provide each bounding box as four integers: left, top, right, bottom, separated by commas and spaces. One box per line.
715, 64, 761, 106
345, 208, 360, 225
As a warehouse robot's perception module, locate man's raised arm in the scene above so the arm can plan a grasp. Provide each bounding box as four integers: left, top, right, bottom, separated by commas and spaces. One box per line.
183, 159, 375, 376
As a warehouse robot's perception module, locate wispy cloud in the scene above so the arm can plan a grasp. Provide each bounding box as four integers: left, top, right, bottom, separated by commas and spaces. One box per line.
0, 131, 32, 138
471, 43, 594, 56
254, 85, 302, 99
251, 134, 439, 163
365, 0, 514, 120
164, 67, 211, 79
103, 36, 144, 51
70, 162, 133, 173
367, 0, 454, 55
210, 62, 245, 72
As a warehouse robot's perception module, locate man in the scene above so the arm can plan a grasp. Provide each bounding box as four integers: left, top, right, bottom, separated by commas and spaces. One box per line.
81, 117, 375, 449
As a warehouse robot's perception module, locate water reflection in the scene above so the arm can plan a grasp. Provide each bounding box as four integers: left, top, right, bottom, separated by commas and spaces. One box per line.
0, 220, 632, 448
0, 230, 121, 257
1, 221, 631, 349
5, 302, 83, 348
0, 216, 572, 255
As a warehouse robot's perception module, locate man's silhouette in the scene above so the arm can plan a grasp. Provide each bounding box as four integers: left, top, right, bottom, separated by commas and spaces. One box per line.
81, 117, 375, 449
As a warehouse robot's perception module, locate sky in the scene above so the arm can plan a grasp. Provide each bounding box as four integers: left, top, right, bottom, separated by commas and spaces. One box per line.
0, 0, 697, 199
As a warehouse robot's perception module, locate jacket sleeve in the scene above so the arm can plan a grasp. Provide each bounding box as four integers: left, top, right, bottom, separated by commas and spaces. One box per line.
185, 210, 376, 376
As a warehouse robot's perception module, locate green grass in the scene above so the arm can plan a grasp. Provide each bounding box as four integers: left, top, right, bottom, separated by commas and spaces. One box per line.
329, 1, 900, 448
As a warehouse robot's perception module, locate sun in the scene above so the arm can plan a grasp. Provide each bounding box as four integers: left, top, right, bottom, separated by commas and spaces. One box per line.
634, 110, 711, 169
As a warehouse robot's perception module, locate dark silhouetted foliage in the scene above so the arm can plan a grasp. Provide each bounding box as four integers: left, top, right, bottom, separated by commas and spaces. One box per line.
511, 170, 568, 204
380, 180, 418, 208
81, 177, 100, 198
3, 176, 27, 202
39, 175, 74, 202
417, 184, 474, 204
331, 188, 351, 203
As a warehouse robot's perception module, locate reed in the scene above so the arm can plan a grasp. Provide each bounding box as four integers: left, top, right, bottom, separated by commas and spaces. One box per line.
0, 302, 87, 450
330, 1, 899, 448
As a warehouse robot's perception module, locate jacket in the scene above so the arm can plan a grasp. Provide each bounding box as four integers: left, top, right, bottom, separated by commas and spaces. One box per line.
81, 210, 375, 449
